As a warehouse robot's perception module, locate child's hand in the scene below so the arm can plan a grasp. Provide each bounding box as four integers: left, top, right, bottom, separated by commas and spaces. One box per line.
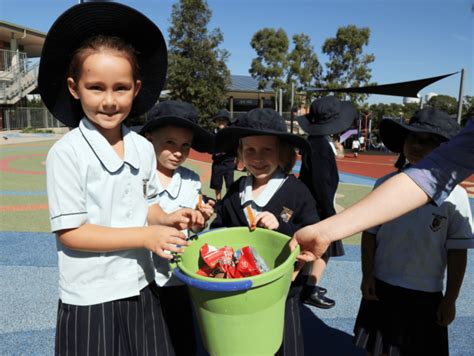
361, 276, 378, 300
166, 208, 205, 230
255, 211, 279, 230
144, 225, 189, 259
437, 297, 456, 326
198, 200, 215, 221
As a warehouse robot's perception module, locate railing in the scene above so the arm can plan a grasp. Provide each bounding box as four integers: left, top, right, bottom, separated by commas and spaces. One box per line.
1, 107, 63, 130
0, 49, 39, 105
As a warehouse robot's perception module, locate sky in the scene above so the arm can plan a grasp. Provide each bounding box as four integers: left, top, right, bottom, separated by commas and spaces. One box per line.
1, 0, 473, 105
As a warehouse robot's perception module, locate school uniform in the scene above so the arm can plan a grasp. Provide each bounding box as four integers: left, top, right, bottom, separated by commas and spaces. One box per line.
211, 170, 320, 356
299, 135, 344, 256
153, 166, 201, 355
47, 118, 174, 355
353, 171, 473, 356
210, 151, 235, 191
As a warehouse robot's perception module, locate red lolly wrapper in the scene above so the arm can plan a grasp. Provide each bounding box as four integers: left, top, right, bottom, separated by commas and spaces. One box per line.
236, 246, 261, 277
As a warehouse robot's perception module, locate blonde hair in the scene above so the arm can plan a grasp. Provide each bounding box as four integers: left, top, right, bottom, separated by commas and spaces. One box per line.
237, 137, 297, 175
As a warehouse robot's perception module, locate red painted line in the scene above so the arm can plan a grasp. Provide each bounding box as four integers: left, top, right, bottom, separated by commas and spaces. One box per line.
0, 204, 48, 212
0, 154, 46, 175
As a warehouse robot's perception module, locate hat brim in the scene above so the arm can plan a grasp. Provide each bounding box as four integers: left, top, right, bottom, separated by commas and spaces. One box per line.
38, 2, 167, 127
139, 117, 214, 154
296, 102, 356, 136
379, 119, 449, 153
215, 127, 310, 155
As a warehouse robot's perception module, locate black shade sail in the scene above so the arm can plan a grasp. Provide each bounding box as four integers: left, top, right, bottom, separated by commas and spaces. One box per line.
307, 72, 458, 98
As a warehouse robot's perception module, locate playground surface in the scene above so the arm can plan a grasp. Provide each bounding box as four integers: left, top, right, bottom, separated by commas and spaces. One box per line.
1, 133, 473, 355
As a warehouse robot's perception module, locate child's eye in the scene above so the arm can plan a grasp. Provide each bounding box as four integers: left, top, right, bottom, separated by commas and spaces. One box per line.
88, 85, 103, 91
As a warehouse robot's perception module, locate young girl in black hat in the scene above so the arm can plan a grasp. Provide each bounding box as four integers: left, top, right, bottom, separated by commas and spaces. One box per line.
210, 109, 237, 201
140, 100, 215, 355
40, 3, 202, 355
211, 108, 320, 356
353, 108, 473, 355
297, 96, 357, 310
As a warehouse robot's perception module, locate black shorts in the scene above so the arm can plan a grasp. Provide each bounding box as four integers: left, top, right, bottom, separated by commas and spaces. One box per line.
210, 160, 235, 190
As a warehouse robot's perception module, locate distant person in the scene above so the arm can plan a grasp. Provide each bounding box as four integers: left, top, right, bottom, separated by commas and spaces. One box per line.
139, 100, 215, 355
353, 108, 472, 355
210, 109, 236, 201
211, 108, 320, 356
297, 96, 357, 309
40, 3, 202, 354
292, 117, 474, 262
352, 137, 361, 158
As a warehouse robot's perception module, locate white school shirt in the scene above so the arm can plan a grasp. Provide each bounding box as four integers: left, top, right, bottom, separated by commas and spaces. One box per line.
240, 170, 287, 226
46, 118, 158, 306
154, 166, 201, 287
368, 171, 473, 292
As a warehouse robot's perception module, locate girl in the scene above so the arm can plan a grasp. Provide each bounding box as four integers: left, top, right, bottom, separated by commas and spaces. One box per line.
140, 100, 215, 355
297, 96, 357, 310
39, 3, 202, 355
211, 108, 320, 356
353, 108, 473, 355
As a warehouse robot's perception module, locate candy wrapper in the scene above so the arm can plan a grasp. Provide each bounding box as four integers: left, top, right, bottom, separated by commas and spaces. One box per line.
197, 243, 269, 279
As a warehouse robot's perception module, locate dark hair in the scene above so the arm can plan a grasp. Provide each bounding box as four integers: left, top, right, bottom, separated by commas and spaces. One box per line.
394, 153, 406, 171
237, 137, 297, 175
68, 35, 140, 81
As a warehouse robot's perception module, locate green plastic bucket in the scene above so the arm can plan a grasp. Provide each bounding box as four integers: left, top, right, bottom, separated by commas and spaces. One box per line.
173, 227, 299, 356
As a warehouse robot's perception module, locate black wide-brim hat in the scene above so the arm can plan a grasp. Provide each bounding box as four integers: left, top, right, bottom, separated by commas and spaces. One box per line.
380, 107, 461, 153
139, 100, 214, 154
38, 2, 167, 127
211, 109, 235, 124
296, 96, 357, 136
215, 108, 310, 154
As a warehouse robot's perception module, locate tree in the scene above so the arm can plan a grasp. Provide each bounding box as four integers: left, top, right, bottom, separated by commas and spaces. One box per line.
322, 25, 375, 104
462, 95, 473, 125
249, 28, 289, 91
287, 34, 322, 108
427, 95, 458, 115
167, 0, 230, 127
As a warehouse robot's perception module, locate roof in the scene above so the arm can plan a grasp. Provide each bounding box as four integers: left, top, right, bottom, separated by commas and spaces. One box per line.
229, 75, 274, 93
0, 20, 46, 57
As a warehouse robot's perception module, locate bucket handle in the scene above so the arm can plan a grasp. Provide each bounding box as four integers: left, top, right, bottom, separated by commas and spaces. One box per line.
173, 267, 253, 292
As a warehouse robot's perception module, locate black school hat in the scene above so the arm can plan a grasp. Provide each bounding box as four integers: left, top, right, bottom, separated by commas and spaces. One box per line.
296, 96, 357, 136
380, 107, 461, 153
139, 100, 214, 154
212, 109, 235, 124
215, 108, 310, 154
38, 1, 167, 127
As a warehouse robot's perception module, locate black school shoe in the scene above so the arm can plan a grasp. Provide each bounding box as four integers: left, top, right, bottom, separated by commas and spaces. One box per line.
301, 285, 335, 309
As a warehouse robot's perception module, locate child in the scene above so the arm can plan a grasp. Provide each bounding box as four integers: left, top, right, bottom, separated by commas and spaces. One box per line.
211, 108, 320, 356
210, 109, 236, 201
353, 108, 473, 355
352, 137, 361, 158
297, 96, 357, 309
140, 100, 215, 355
39, 3, 202, 355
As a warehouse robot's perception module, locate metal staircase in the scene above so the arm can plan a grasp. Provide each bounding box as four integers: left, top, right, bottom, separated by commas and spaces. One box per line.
0, 49, 39, 105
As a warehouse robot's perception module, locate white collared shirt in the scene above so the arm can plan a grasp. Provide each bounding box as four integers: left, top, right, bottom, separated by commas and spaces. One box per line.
46, 118, 158, 306
240, 170, 287, 226
154, 166, 201, 286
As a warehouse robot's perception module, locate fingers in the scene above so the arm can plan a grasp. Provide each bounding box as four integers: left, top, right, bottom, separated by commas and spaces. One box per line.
255, 212, 278, 230
289, 238, 299, 251
296, 251, 316, 262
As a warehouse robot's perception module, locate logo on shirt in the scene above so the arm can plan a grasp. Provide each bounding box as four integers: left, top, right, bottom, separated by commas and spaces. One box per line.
430, 213, 446, 232
280, 207, 294, 223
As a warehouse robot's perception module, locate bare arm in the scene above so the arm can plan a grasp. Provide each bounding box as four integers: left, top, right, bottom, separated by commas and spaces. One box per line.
58, 224, 188, 259
437, 249, 467, 326
292, 172, 429, 260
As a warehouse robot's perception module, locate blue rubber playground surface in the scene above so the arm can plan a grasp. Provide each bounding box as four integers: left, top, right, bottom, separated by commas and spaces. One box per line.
1, 139, 473, 355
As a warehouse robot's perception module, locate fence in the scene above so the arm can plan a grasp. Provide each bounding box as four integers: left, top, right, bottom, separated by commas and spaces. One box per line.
0, 107, 62, 130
